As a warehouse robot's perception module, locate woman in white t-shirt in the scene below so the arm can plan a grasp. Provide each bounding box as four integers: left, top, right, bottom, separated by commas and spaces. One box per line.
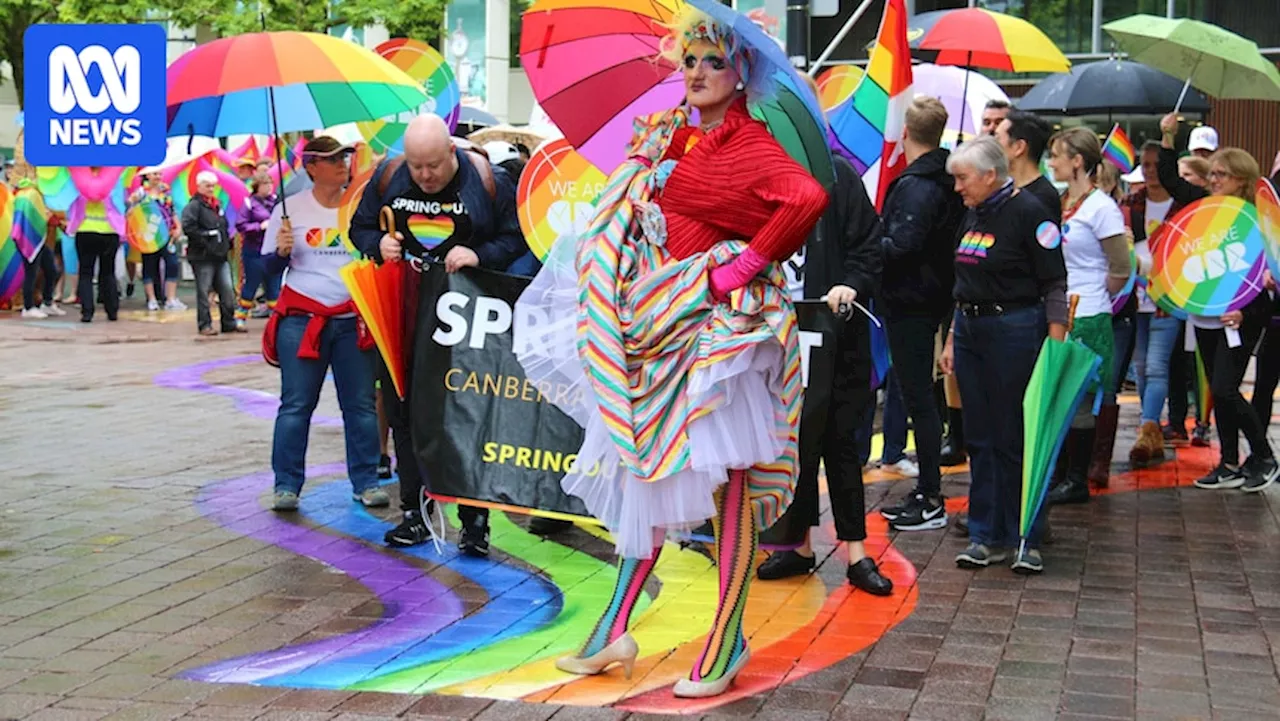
260, 136, 390, 512
1044, 128, 1132, 505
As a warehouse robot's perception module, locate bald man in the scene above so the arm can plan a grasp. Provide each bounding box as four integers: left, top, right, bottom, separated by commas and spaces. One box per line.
350, 113, 526, 553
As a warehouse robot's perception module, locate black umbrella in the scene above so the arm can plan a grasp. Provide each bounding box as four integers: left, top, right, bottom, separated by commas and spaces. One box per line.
455, 106, 500, 136
1016, 59, 1211, 116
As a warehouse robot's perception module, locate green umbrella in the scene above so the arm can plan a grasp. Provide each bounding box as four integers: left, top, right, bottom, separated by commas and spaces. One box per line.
1019, 335, 1102, 554
1102, 14, 1280, 111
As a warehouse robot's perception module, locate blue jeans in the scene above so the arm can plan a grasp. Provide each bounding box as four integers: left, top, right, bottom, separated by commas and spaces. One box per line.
1133, 313, 1181, 425
954, 305, 1047, 550
880, 371, 909, 464
238, 251, 281, 318
272, 315, 380, 496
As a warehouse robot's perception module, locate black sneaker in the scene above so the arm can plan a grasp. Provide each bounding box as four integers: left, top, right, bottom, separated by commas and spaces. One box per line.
756, 550, 816, 580
384, 510, 430, 546
1193, 463, 1247, 490
1162, 423, 1189, 443
528, 517, 573, 536
377, 454, 393, 480
126, 281, 135, 298
1241, 456, 1279, 493
459, 515, 490, 557
879, 495, 912, 521
889, 493, 947, 531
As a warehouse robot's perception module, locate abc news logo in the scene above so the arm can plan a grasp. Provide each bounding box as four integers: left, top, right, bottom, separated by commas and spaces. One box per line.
48, 45, 143, 146
23, 24, 166, 166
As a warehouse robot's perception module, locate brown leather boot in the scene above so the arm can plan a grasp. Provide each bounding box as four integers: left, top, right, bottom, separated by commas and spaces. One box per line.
1089, 405, 1120, 488
1129, 421, 1165, 468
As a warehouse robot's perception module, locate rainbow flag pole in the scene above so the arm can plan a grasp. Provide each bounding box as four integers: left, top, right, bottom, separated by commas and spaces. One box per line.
1102, 123, 1136, 174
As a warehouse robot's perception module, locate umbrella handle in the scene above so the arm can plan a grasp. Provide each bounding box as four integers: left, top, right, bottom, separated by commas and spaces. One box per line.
1066, 293, 1081, 334
379, 206, 395, 234
1174, 75, 1192, 114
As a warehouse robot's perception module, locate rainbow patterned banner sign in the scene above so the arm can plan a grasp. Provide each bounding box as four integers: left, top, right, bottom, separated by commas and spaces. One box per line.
1147, 195, 1267, 316
517, 139, 608, 262
357, 38, 461, 156
1254, 177, 1280, 282
815, 65, 864, 112
125, 200, 172, 255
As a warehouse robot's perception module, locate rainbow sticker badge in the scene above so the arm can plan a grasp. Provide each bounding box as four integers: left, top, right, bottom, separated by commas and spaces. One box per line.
1147, 195, 1267, 316
1035, 220, 1062, 250
407, 214, 455, 251
1254, 178, 1280, 283
125, 200, 171, 255
517, 139, 608, 261
357, 39, 460, 157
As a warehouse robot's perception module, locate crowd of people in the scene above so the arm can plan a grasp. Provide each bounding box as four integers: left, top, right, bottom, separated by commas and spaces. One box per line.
6, 8, 1279, 696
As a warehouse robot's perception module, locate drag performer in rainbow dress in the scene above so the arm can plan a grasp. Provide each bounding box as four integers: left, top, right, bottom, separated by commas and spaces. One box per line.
515, 6, 828, 698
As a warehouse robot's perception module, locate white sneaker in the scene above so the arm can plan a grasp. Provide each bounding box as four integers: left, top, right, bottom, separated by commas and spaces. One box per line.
887, 458, 921, 478
146, 299, 160, 311
41, 303, 66, 317
165, 299, 187, 311
21, 307, 48, 319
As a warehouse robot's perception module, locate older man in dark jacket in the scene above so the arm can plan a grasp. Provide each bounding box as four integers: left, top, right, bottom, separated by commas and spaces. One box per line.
181, 171, 239, 336
755, 153, 893, 595
876, 97, 966, 533
349, 114, 525, 555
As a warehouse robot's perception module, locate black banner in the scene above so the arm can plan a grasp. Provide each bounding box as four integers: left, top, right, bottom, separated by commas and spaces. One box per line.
411, 263, 845, 532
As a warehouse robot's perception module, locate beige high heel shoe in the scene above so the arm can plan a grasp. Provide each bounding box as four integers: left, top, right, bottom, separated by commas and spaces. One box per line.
672, 647, 751, 698
555, 633, 639, 679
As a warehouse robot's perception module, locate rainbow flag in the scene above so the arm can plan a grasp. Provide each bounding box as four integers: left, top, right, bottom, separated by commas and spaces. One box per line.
827, 0, 913, 210
9, 184, 49, 262
0, 238, 21, 305
1102, 123, 1136, 174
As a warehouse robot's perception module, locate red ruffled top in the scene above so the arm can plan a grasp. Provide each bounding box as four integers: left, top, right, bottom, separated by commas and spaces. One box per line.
656, 98, 829, 262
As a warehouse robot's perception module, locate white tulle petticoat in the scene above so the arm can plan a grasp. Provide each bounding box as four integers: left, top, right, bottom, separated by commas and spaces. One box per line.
514, 233, 789, 559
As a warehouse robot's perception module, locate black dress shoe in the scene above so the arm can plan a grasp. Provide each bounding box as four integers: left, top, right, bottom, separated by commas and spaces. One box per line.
757, 550, 816, 580
1046, 477, 1090, 505
847, 557, 893, 596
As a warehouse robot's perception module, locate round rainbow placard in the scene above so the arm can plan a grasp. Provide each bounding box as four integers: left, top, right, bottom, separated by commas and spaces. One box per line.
518, 139, 608, 262
407, 213, 456, 251
1147, 195, 1267, 316
815, 65, 864, 111
125, 200, 171, 255
357, 39, 460, 157
1254, 178, 1280, 283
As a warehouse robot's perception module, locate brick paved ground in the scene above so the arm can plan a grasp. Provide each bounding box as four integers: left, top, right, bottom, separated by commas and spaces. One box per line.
1, 302, 1278, 720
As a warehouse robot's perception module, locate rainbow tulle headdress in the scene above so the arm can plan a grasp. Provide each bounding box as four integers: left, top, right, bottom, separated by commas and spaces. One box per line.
657, 5, 778, 104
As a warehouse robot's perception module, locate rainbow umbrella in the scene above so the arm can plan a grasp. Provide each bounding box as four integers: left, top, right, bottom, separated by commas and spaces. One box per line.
910, 8, 1071, 73
1146, 195, 1268, 316
1020, 300, 1102, 558
356, 38, 461, 156
520, 0, 832, 186
125, 200, 172, 255
166, 31, 429, 138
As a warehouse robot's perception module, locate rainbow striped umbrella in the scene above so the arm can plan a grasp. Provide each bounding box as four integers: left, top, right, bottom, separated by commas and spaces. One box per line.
0, 184, 20, 305
166, 32, 429, 137
911, 8, 1070, 73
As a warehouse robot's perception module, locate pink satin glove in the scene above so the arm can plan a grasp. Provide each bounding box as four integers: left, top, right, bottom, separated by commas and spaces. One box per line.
709, 246, 771, 302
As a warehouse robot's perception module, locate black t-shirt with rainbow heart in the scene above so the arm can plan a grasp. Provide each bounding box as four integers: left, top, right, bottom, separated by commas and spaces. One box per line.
386, 171, 474, 261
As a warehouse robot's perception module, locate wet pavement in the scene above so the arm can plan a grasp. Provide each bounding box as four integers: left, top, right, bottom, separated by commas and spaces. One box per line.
1, 305, 1278, 720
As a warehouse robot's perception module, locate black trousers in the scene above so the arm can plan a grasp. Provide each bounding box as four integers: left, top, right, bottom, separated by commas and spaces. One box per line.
75, 232, 119, 320
884, 313, 945, 496
378, 357, 488, 526
767, 322, 874, 545
1253, 324, 1280, 431
1197, 321, 1271, 465
22, 247, 59, 309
